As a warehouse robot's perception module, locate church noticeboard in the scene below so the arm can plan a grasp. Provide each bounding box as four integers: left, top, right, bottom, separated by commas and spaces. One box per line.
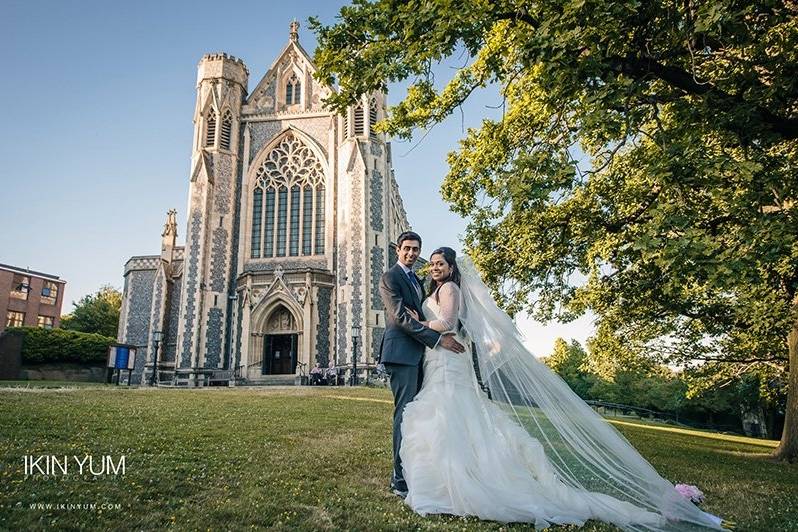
107, 345, 137, 370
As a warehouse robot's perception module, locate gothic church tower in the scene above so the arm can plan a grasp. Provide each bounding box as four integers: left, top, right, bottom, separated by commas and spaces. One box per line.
174, 53, 248, 385
118, 22, 412, 386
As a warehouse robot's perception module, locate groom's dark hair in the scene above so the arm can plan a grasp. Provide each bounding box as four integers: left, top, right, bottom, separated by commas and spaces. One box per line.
397, 231, 422, 248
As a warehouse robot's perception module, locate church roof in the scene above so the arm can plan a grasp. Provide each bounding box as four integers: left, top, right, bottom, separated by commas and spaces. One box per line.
246, 21, 329, 106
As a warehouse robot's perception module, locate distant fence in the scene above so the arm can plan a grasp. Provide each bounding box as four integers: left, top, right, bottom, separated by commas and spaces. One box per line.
585, 400, 743, 435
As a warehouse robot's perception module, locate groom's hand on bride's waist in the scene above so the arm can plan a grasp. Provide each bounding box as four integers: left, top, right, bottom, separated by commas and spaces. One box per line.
439, 334, 465, 353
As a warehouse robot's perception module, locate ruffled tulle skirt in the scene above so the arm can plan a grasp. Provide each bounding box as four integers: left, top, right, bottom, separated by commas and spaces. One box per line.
399, 340, 664, 529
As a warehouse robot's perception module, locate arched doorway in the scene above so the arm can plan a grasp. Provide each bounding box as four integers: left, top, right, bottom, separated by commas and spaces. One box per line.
262, 305, 298, 375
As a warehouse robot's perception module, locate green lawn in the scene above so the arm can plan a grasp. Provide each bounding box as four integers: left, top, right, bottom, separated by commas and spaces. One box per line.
0, 385, 795, 531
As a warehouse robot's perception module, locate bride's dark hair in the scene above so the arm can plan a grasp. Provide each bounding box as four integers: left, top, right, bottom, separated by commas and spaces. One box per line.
427, 247, 461, 302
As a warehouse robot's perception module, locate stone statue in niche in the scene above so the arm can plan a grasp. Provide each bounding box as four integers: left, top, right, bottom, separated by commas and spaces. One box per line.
293, 286, 308, 305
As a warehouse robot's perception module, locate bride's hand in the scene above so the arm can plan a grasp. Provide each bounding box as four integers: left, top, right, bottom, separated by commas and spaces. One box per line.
405, 307, 420, 321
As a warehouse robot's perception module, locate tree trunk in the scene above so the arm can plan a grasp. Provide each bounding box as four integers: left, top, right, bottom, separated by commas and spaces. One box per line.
773, 303, 798, 461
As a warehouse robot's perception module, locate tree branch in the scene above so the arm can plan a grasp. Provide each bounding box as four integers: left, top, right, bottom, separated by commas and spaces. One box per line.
608, 54, 798, 140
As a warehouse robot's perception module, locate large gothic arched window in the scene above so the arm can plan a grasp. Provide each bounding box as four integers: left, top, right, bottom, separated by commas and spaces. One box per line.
251, 133, 326, 259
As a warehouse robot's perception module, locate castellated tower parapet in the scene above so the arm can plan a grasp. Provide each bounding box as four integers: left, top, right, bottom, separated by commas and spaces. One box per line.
197, 53, 249, 88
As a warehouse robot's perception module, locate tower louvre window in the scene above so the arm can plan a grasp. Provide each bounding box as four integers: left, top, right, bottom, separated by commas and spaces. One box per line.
369, 97, 379, 138
251, 133, 326, 259
353, 103, 364, 136
342, 112, 349, 139
220, 110, 233, 150
205, 108, 217, 147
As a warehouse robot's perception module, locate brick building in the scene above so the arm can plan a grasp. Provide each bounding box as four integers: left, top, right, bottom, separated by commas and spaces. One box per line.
0, 263, 66, 333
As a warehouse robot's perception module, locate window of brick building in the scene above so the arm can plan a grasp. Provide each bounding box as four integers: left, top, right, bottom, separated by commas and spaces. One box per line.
10, 274, 30, 300
6, 311, 25, 327
41, 281, 58, 305
37, 315, 54, 329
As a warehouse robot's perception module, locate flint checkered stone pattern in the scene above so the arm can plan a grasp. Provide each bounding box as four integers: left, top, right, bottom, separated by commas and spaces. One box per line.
205, 307, 224, 368
213, 155, 233, 215
206, 155, 214, 179
124, 269, 156, 383
370, 247, 384, 311
163, 277, 182, 363
180, 210, 203, 367
234, 297, 243, 370
125, 270, 156, 346
230, 144, 244, 371
370, 169, 384, 232
125, 256, 161, 273
351, 171, 363, 335
315, 287, 331, 365
371, 326, 384, 362
292, 117, 330, 158
210, 227, 229, 292
336, 234, 349, 359
149, 269, 165, 345
249, 122, 283, 162
369, 142, 383, 158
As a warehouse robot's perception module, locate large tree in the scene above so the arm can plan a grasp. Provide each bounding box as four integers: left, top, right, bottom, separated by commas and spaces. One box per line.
60, 285, 122, 338
311, 1, 798, 459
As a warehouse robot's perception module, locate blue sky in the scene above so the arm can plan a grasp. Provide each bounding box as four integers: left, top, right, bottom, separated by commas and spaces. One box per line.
0, 0, 593, 355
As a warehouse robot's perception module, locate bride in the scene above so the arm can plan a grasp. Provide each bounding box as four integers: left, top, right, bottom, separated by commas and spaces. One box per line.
400, 247, 727, 531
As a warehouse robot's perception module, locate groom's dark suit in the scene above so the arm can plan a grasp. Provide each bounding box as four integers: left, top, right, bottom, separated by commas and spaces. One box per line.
379, 263, 441, 492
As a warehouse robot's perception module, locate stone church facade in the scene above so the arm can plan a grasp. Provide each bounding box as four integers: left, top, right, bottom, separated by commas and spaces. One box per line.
117, 23, 410, 386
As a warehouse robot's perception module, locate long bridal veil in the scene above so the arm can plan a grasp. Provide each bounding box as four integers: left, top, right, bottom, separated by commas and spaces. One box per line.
456, 256, 725, 531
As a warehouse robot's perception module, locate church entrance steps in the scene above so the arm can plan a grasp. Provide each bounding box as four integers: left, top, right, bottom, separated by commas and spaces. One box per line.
243, 374, 298, 386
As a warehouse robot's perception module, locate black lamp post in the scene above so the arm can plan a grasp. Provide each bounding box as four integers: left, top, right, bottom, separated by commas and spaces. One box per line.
150, 330, 162, 386
350, 325, 361, 386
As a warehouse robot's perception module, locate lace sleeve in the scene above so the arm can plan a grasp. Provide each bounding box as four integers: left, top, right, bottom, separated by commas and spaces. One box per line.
427, 282, 460, 333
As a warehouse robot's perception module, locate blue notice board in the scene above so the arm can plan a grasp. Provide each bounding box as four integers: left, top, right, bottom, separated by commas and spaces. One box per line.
114, 347, 129, 369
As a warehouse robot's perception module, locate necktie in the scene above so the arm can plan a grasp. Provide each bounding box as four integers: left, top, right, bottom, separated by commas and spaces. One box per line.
407, 271, 421, 297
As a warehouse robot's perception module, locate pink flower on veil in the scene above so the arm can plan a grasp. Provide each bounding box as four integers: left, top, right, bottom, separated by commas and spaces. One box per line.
674, 483, 705, 504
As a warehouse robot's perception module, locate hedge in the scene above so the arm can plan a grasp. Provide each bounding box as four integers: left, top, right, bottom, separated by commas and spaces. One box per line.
3, 327, 117, 365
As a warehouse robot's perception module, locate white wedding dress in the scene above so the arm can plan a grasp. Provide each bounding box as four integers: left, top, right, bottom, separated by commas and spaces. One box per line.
399, 282, 667, 529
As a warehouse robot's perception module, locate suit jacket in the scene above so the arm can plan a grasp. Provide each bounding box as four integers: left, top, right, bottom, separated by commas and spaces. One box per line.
378, 263, 441, 366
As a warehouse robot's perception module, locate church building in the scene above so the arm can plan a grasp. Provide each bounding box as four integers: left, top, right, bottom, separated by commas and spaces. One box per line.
117, 22, 411, 386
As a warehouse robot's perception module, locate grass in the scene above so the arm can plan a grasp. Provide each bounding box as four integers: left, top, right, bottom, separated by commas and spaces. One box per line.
0, 384, 795, 531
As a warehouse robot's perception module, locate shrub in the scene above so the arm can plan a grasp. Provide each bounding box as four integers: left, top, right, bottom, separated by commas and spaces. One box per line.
3, 327, 116, 365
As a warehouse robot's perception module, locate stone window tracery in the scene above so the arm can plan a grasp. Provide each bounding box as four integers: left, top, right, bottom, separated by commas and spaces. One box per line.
285, 73, 301, 106
251, 133, 326, 258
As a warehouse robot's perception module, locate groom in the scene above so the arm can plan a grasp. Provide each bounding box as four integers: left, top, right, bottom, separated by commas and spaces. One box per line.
378, 231, 464, 497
